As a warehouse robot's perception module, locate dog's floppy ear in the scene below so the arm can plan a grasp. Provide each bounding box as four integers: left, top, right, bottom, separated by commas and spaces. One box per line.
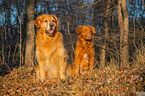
89, 26, 96, 33
75, 26, 83, 34
52, 15, 60, 27
34, 16, 42, 29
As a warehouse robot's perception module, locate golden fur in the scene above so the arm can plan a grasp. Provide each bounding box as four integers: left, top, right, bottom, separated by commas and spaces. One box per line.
34, 14, 67, 81
73, 25, 96, 76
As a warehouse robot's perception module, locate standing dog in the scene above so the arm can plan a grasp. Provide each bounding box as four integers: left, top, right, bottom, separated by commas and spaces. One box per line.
73, 25, 96, 76
34, 14, 67, 81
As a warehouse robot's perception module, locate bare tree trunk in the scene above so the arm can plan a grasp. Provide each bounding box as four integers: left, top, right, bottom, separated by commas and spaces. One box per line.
118, 0, 129, 65
122, 0, 129, 65
100, 0, 110, 67
118, 0, 124, 64
25, 0, 35, 66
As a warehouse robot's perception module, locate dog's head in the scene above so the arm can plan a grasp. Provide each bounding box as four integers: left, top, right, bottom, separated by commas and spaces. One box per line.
75, 25, 96, 41
34, 14, 60, 37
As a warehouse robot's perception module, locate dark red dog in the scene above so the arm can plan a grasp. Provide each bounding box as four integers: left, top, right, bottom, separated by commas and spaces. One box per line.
73, 25, 96, 76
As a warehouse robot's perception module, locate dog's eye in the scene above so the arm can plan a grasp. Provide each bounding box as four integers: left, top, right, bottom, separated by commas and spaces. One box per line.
44, 20, 47, 22
52, 20, 55, 22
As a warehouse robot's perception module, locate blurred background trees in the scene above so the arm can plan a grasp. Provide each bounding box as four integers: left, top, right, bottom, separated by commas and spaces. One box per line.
0, 0, 144, 76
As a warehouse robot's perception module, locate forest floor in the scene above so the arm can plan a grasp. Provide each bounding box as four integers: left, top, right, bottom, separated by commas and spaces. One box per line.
0, 60, 144, 95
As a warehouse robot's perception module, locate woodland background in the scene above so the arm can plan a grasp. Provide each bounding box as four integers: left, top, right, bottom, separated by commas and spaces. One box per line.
0, 0, 145, 95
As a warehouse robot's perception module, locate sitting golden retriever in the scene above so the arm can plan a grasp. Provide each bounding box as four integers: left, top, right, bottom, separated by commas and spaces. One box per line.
34, 14, 67, 81
73, 25, 96, 77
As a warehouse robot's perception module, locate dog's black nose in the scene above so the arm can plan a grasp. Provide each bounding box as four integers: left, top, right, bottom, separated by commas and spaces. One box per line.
50, 23, 54, 30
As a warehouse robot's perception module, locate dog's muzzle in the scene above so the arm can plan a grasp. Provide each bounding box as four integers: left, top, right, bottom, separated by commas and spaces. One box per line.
45, 23, 55, 37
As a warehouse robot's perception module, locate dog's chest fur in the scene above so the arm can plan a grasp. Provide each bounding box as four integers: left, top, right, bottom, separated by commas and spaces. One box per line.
75, 37, 94, 60
36, 30, 63, 56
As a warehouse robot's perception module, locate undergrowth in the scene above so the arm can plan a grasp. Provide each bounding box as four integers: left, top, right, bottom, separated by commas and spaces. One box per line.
0, 46, 144, 95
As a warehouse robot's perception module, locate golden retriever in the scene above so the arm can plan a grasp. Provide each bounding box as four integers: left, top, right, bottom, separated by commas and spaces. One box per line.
34, 14, 67, 81
73, 25, 96, 77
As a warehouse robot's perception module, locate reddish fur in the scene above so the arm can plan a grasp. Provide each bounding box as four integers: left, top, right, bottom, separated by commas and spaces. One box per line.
73, 25, 96, 77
